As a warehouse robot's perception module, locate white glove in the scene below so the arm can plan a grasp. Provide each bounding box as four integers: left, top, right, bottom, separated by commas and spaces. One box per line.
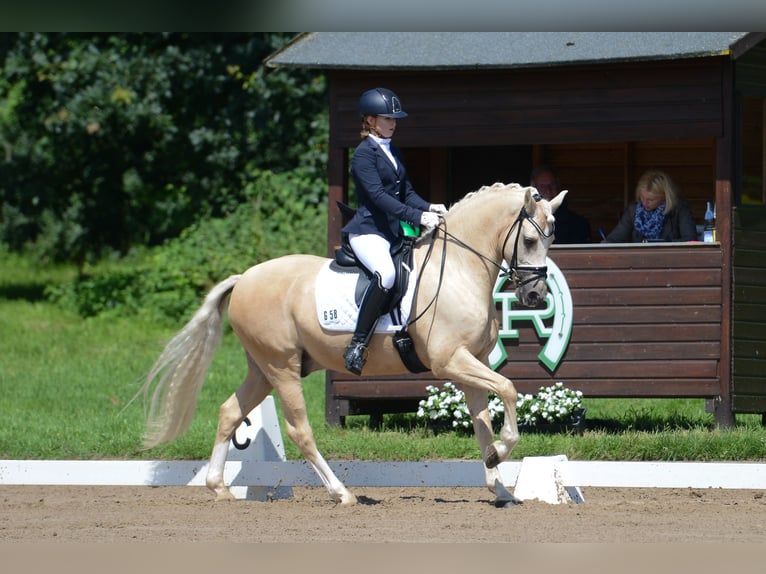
420, 211, 440, 228
429, 203, 448, 215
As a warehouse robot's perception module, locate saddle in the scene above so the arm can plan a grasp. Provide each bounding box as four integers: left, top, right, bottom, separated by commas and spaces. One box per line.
332, 228, 415, 324
334, 200, 419, 319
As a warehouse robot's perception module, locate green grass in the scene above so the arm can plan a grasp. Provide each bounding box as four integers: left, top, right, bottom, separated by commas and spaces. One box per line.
2, 253, 765, 463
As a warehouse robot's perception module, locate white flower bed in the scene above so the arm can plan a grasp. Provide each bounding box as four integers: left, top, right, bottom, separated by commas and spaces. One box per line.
417, 381, 583, 430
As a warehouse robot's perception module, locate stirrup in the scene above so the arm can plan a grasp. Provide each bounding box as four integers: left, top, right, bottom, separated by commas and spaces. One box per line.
344, 342, 369, 375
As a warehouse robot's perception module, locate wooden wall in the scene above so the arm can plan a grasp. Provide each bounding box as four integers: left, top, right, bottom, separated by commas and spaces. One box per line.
326, 244, 724, 426
329, 58, 724, 149
535, 244, 722, 397
732, 205, 766, 415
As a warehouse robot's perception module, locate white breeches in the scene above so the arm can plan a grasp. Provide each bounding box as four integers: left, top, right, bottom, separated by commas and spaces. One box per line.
348, 233, 396, 289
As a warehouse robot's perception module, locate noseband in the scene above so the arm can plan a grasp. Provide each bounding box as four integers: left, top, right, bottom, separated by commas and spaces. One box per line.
500, 193, 555, 286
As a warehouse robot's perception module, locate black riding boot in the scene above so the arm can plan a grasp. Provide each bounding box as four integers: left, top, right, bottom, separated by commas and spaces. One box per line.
344, 273, 391, 375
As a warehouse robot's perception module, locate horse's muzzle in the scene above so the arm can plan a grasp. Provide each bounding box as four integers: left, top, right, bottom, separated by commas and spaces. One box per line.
513, 267, 548, 307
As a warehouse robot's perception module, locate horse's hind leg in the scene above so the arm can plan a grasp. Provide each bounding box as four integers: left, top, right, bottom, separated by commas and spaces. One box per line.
270, 365, 357, 506
206, 354, 272, 501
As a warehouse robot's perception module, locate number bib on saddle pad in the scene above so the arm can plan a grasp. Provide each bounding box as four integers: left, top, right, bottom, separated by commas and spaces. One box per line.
314, 260, 416, 333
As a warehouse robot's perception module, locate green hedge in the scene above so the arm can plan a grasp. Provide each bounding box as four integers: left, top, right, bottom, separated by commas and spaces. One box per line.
47, 167, 328, 323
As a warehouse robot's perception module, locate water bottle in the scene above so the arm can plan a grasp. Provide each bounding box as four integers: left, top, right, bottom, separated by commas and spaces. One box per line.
703, 201, 715, 243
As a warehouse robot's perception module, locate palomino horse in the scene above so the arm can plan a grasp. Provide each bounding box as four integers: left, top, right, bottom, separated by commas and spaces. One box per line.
139, 182, 565, 507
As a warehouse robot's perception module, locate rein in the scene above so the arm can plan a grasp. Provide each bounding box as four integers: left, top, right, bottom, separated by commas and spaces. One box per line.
406, 196, 554, 327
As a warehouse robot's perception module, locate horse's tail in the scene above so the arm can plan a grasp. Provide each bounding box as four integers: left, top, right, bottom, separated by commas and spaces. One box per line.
140, 274, 242, 449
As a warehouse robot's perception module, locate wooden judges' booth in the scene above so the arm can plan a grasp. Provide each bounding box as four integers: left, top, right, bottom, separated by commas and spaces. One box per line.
266, 33, 766, 427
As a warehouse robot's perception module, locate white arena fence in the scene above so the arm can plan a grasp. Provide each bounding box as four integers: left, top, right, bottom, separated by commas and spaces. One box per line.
2, 397, 765, 502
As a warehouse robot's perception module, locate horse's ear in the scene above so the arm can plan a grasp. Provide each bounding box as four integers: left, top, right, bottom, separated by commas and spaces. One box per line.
524, 187, 539, 216
549, 189, 568, 212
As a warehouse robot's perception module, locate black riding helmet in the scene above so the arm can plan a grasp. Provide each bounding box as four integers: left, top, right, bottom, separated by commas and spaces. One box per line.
358, 87, 408, 118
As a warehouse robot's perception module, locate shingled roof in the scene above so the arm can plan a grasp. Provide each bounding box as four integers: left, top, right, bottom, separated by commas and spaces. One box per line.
265, 32, 759, 70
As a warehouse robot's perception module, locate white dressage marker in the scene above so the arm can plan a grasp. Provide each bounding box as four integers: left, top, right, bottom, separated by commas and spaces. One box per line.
225, 396, 292, 500
512, 455, 584, 504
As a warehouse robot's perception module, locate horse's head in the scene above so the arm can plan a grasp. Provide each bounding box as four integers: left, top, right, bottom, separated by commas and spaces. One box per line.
503, 186, 565, 307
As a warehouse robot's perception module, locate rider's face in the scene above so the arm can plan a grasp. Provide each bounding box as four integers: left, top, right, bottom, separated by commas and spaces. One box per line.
369, 115, 397, 138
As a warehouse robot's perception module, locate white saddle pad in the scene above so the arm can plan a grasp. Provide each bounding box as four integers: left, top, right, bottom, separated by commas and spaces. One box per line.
315, 260, 416, 333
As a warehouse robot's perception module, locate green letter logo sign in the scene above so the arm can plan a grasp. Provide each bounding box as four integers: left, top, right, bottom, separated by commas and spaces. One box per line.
488, 257, 573, 371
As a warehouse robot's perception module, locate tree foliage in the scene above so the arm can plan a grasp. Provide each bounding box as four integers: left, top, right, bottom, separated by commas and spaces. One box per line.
46, 166, 328, 323
0, 33, 327, 267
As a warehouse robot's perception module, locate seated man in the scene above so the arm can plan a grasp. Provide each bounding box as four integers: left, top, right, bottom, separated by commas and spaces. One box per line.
530, 165, 592, 244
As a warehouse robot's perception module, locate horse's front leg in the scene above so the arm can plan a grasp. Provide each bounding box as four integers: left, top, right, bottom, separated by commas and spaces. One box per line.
485, 392, 520, 469
463, 387, 502, 489
433, 348, 521, 501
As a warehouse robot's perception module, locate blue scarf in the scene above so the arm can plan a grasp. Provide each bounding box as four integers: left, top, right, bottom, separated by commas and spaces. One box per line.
634, 202, 666, 240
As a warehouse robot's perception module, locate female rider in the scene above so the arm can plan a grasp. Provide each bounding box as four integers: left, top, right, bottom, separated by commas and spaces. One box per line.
341, 87, 446, 375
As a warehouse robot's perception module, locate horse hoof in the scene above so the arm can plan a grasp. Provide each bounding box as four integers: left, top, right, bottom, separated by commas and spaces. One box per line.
213, 488, 236, 501
495, 495, 523, 508
335, 492, 358, 506
485, 445, 500, 469
492, 477, 521, 508
329, 488, 358, 506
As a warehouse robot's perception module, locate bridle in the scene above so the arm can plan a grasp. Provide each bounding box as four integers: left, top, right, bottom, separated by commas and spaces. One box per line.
406, 193, 554, 326
500, 196, 555, 286
442, 192, 554, 284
